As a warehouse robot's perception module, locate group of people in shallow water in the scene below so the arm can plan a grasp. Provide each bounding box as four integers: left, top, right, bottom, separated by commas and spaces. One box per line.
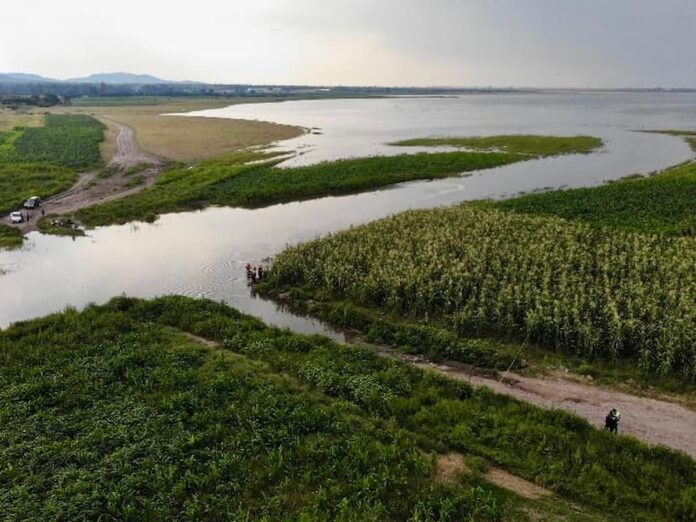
245, 263, 268, 284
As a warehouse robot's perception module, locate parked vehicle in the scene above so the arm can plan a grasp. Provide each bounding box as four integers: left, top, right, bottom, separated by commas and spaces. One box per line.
10, 211, 24, 224
23, 196, 41, 209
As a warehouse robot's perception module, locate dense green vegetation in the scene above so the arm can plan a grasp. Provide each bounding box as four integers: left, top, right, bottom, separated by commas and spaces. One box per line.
0, 296, 523, 521
265, 205, 696, 381
0, 163, 75, 214
392, 135, 603, 156
76, 135, 601, 226
0, 223, 22, 249
2, 296, 691, 520
493, 160, 696, 236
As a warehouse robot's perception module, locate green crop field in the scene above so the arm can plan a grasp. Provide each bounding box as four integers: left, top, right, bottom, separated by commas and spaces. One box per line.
5, 114, 105, 170
265, 204, 696, 381
1, 296, 694, 520
75, 135, 602, 227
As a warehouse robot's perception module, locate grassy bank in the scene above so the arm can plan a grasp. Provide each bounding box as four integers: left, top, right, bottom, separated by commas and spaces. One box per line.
392, 135, 603, 156
75, 135, 601, 227
0, 224, 22, 249
1, 296, 691, 520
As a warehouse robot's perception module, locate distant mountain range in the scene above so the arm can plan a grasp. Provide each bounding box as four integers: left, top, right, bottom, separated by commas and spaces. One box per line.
0, 72, 170, 84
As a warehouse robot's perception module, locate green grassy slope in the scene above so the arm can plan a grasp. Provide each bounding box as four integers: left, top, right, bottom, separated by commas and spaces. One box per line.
1, 297, 689, 520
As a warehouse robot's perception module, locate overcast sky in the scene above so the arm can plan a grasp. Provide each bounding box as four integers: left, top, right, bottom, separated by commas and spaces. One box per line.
2, 0, 696, 88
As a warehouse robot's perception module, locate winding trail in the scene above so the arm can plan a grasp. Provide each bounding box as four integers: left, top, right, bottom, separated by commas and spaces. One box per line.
370, 344, 696, 459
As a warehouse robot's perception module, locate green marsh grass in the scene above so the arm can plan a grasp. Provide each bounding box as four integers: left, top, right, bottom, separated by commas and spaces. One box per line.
391, 135, 603, 156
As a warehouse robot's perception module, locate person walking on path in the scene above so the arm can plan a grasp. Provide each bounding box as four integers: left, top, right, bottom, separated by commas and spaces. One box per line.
605, 408, 621, 434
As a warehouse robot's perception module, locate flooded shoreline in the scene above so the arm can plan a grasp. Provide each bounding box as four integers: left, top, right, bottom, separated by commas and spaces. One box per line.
1, 93, 695, 333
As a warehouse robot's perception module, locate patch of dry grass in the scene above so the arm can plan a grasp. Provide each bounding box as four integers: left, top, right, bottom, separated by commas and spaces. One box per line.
0, 108, 45, 131
62, 99, 303, 162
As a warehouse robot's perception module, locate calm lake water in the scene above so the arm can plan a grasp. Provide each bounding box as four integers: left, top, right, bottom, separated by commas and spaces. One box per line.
1, 92, 694, 336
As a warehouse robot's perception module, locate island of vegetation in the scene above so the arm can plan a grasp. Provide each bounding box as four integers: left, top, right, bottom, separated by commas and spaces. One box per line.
1, 296, 694, 520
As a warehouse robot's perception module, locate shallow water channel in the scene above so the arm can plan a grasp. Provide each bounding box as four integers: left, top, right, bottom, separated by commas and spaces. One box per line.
1, 92, 695, 336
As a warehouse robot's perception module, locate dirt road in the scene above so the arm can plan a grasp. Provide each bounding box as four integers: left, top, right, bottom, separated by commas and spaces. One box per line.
371, 345, 696, 459
2, 119, 162, 233
104, 117, 160, 168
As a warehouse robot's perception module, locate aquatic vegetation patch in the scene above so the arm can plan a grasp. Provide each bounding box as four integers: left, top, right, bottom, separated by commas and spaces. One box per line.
75, 134, 600, 227
391, 135, 603, 156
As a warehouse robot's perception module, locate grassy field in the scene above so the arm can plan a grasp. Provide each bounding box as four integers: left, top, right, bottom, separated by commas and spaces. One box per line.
0, 164, 76, 214
392, 135, 603, 156
0, 114, 107, 217
1, 296, 692, 520
0, 107, 44, 131
65, 97, 304, 162
74, 135, 601, 226
4, 114, 105, 170
493, 160, 696, 236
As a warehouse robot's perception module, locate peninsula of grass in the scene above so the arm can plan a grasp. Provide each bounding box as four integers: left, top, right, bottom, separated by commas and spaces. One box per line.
75, 134, 601, 227
391, 135, 603, 156
492, 160, 696, 236
1, 296, 693, 520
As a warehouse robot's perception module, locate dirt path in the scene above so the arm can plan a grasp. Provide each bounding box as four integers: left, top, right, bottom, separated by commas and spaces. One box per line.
103, 117, 160, 168
177, 327, 696, 459
2, 119, 163, 233
371, 345, 696, 459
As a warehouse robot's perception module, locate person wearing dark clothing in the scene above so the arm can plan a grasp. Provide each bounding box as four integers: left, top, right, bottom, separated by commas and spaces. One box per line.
605, 408, 621, 434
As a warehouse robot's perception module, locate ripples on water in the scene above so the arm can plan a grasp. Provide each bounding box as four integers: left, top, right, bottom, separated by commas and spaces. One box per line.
1, 93, 695, 336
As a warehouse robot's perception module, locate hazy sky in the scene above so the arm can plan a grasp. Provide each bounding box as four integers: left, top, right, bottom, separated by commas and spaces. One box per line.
2, 0, 696, 87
